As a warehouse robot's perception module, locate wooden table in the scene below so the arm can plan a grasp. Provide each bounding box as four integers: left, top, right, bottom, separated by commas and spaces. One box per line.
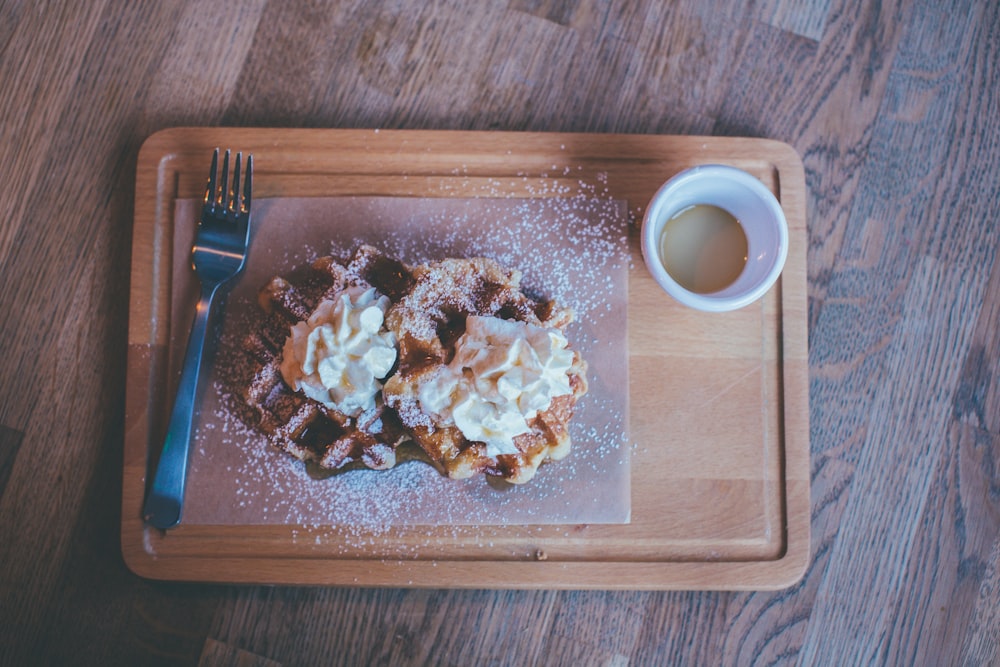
2, 1, 998, 664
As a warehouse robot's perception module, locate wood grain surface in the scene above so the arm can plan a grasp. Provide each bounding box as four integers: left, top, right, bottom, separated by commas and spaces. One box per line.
120, 129, 808, 589
1, 0, 997, 665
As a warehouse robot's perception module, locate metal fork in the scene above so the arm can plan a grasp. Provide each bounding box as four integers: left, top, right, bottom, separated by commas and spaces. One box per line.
143, 148, 253, 529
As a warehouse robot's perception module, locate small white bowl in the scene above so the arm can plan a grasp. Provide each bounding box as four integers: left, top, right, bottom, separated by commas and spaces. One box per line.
641, 164, 788, 312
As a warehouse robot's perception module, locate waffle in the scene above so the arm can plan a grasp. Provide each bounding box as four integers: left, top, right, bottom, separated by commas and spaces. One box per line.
242, 246, 413, 471
382, 257, 588, 484
241, 246, 587, 484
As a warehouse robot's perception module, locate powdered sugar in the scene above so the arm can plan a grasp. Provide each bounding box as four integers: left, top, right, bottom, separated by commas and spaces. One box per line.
173, 191, 631, 545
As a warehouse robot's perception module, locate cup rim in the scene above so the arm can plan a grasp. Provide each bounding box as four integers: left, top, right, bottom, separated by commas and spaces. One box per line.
641, 164, 788, 312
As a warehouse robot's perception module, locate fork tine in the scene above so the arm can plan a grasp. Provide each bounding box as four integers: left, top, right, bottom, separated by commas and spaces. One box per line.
231, 152, 242, 213
220, 149, 231, 208
244, 154, 253, 213
205, 148, 219, 205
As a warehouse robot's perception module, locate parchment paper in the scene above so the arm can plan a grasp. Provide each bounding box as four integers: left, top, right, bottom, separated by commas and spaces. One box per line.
169, 195, 630, 527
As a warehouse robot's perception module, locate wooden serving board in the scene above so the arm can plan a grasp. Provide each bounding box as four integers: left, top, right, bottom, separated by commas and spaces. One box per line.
123, 128, 810, 590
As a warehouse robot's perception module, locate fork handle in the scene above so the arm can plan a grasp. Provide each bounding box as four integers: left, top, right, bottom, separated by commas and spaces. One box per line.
143, 283, 220, 529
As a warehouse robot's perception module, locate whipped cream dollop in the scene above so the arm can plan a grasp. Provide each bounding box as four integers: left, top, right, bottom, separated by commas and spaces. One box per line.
419, 315, 575, 457
280, 287, 397, 417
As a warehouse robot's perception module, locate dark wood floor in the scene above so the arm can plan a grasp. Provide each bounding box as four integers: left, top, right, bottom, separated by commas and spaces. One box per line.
1, 0, 998, 664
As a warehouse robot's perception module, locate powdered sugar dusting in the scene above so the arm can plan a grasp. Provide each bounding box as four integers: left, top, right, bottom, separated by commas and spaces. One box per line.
175, 190, 631, 547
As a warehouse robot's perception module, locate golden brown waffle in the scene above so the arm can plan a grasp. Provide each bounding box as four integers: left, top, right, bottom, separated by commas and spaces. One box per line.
241, 247, 587, 483
242, 246, 413, 471
382, 257, 588, 484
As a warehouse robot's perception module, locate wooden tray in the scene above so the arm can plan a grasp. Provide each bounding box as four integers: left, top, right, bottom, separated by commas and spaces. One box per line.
123, 128, 810, 590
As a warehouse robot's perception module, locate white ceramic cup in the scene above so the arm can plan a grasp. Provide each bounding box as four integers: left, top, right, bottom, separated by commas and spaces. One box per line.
641, 164, 788, 312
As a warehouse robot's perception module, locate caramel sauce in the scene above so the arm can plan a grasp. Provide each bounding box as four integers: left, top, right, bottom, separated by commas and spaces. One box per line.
659, 204, 748, 294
